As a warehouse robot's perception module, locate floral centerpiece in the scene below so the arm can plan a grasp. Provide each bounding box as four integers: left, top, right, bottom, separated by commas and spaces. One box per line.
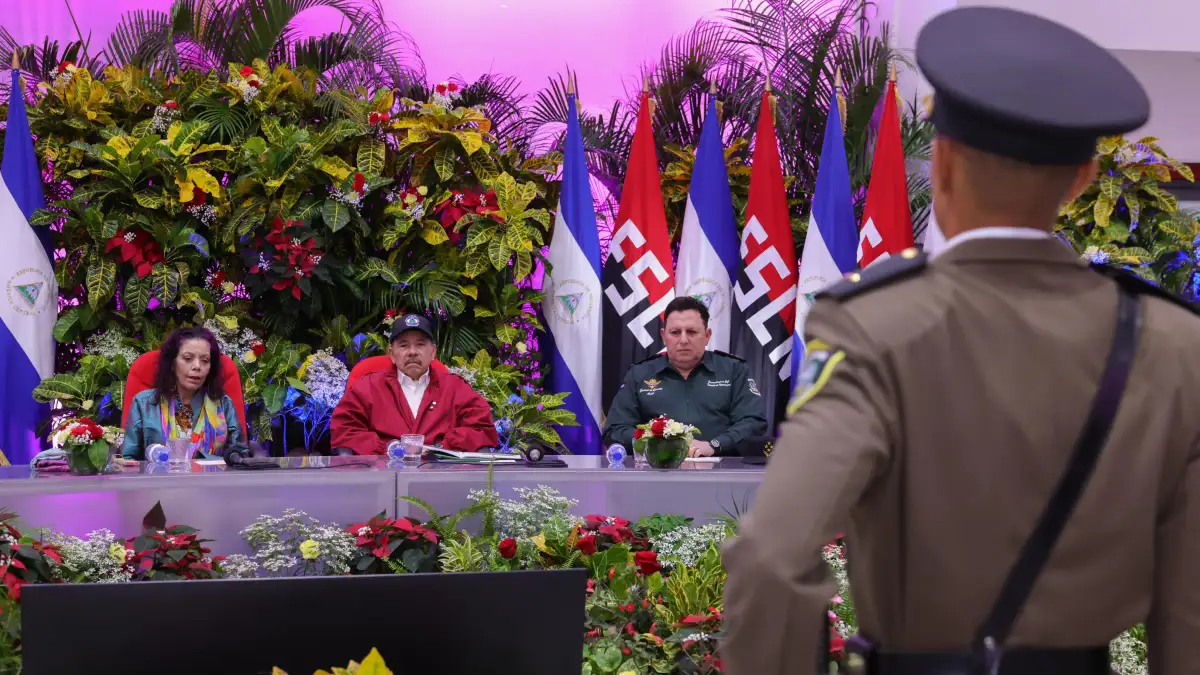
632, 416, 697, 469
49, 417, 124, 475
346, 513, 440, 575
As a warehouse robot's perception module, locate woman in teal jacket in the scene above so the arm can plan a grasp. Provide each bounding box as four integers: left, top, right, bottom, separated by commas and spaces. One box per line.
122, 327, 245, 460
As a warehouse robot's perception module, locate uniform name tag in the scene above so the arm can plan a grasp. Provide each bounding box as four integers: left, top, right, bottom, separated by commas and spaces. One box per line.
639, 378, 663, 395
707, 379, 731, 388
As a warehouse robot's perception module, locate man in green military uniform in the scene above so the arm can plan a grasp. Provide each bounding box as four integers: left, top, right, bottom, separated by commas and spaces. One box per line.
602, 297, 767, 457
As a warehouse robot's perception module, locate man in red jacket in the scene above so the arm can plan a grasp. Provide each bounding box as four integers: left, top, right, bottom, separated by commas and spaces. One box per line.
331, 315, 499, 454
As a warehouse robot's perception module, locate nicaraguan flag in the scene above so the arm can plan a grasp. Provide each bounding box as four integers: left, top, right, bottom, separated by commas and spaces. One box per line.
1, 68, 57, 464
791, 97, 857, 389
675, 97, 739, 351
541, 91, 603, 454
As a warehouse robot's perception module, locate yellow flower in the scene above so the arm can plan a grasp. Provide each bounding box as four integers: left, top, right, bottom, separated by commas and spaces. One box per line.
243, 351, 257, 363
619, 672, 636, 675
416, 186, 428, 196
299, 539, 320, 560
404, 193, 418, 205
221, 281, 236, 294
109, 542, 127, 564
297, 354, 314, 380
515, 342, 527, 354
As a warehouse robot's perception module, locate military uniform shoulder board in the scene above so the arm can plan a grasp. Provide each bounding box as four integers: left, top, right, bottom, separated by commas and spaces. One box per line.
711, 350, 746, 363
633, 352, 669, 366
1091, 264, 1200, 315
818, 248, 928, 302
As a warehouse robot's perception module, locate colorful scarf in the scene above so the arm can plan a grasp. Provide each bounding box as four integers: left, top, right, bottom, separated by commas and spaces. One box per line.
157, 394, 229, 459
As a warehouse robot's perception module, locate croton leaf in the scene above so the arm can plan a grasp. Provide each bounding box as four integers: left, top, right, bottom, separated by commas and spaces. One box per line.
433, 145, 457, 182
142, 501, 168, 531
124, 275, 152, 315
86, 255, 117, 309
322, 200, 352, 232
357, 138, 386, 177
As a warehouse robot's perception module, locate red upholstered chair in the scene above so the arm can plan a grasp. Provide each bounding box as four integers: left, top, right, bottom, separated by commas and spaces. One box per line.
122, 350, 248, 436
346, 355, 447, 392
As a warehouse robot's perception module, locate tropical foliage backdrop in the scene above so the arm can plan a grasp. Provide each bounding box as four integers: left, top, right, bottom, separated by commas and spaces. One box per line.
30, 0, 1200, 452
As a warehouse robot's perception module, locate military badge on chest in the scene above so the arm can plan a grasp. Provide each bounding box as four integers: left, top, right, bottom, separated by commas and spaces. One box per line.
787, 339, 845, 415
639, 378, 663, 395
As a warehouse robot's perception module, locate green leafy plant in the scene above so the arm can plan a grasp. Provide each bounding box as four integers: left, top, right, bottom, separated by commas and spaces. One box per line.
32, 354, 128, 422
449, 350, 577, 451
1057, 135, 1199, 299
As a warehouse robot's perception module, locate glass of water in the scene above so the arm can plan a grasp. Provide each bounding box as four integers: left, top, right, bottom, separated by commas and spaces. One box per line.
166, 439, 193, 473
400, 434, 425, 463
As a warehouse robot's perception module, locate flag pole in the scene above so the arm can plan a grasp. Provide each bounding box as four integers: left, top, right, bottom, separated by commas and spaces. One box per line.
10, 51, 19, 70
644, 75, 655, 118
834, 68, 846, 130
765, 71, 777, 123
711, 80, 723, 124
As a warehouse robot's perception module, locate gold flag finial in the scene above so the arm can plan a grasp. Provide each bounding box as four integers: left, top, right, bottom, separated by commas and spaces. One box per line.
642, 76, 649, 93
889, 62, 897, 82
834, 68, 847, 130
10, 51, 18, 70
765, 70, 772, 93
566, 73, 575, 96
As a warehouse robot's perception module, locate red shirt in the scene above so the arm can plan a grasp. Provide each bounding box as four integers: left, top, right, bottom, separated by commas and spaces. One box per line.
331, 368, 499, 455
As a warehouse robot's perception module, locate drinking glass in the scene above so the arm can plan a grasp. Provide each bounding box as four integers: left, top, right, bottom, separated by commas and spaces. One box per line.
166, 439, 193, 473
400, 434, 425, 462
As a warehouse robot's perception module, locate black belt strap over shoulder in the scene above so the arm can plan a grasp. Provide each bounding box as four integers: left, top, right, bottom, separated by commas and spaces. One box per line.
970, 286, 1142, 675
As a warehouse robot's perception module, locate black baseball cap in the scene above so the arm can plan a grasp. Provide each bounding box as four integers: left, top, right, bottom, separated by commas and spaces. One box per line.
390, 314, 436, 342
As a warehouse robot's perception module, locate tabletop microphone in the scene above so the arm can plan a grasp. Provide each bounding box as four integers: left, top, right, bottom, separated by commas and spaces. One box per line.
222, 444, 279, 470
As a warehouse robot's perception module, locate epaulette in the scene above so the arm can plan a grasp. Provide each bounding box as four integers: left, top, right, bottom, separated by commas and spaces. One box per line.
1090, 264, 1200, 315
633, 352, 669, 366
711, 350, 746, 363
817, 248, 927, 302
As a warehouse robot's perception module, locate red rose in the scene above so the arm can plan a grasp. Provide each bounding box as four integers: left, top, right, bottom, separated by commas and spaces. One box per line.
435, 84, 448, 95
586, 578, 595, 594
575, 534, 597, 556
650, 418, 666, 436
498, 538, 517, 559
625, 622, 636, 636
251, 342, 266, 356
619, 602, 634, 614
352, 173, 366, 196
447, 82, 459, 92
634, 550, 661, 576
239, 65, 254, 78
384, 309, 398, 319
248, 78, 260, 88
634, 428, 645, 440
163, 100, 179, 110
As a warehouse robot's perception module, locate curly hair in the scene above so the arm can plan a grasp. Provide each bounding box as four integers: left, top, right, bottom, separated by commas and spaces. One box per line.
153, 327, 225, 402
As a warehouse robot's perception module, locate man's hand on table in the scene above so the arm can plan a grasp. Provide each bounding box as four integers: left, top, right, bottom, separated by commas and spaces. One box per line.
687, 440, 715, 458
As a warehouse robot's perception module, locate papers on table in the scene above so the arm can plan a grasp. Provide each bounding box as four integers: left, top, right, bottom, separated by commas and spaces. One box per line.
424, 447, 521, 463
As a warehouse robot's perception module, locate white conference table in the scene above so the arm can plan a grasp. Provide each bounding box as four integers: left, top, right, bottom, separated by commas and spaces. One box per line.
0, 455, 765, 554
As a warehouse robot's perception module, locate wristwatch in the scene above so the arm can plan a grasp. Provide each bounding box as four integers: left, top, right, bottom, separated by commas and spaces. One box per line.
709, 439, 721, 452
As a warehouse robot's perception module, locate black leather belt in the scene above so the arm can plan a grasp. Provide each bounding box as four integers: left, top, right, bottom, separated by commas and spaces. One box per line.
872, 647, 1110, 675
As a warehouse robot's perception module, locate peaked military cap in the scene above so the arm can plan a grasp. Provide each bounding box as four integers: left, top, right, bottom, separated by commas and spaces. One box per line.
916, 7, 1150, 165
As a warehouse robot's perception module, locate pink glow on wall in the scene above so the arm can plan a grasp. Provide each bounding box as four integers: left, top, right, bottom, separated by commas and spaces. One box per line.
6, 0, 734, 110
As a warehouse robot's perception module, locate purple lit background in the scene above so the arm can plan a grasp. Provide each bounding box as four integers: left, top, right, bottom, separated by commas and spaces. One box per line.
7, 0, 734, 111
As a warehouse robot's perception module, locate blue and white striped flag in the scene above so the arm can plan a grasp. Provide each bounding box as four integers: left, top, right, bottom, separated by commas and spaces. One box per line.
676, 97, 739, 351
1, 69, 57, 464
541, 91, 603, 454
791, 97, 857, 388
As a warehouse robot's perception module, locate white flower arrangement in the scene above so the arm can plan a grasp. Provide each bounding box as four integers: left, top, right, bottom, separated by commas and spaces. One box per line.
203, 318, 260, 359
47, 529, 133, 584
299, 351, 350, 409
328, 186, 363, 208
187, 203, 218, 226
226, 509, 357, 578
651, 524, 729, 571
468, 485, 579, 539
82, 328, 141, 366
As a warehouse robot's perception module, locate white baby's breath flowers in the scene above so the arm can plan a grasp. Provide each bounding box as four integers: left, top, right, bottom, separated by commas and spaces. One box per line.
203, 319, 260, 358
302, 352, 350, 409
651, 524, 728, 571
469, 485, 579, 539
235, 509, 357, 577
1109, 629, 1147, 675
83, 328, 141, 366
48, 529, 133, 583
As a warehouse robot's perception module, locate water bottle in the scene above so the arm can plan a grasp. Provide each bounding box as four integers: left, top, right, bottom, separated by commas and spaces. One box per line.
386, 439, 405, 460
605, 443, 626, 468
145, 443, 169, 464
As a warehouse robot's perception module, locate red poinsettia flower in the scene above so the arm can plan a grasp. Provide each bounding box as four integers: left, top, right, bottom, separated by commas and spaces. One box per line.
575, 534, 597, 556
633, 550, 661, 575
498, 538, 517, 559
185, 188, 207, 207
163, 100, 179, 110
105, 230, 166, 278
367, 111, 391, 125
239, 65, 255, 78
352, 173, 366, 196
